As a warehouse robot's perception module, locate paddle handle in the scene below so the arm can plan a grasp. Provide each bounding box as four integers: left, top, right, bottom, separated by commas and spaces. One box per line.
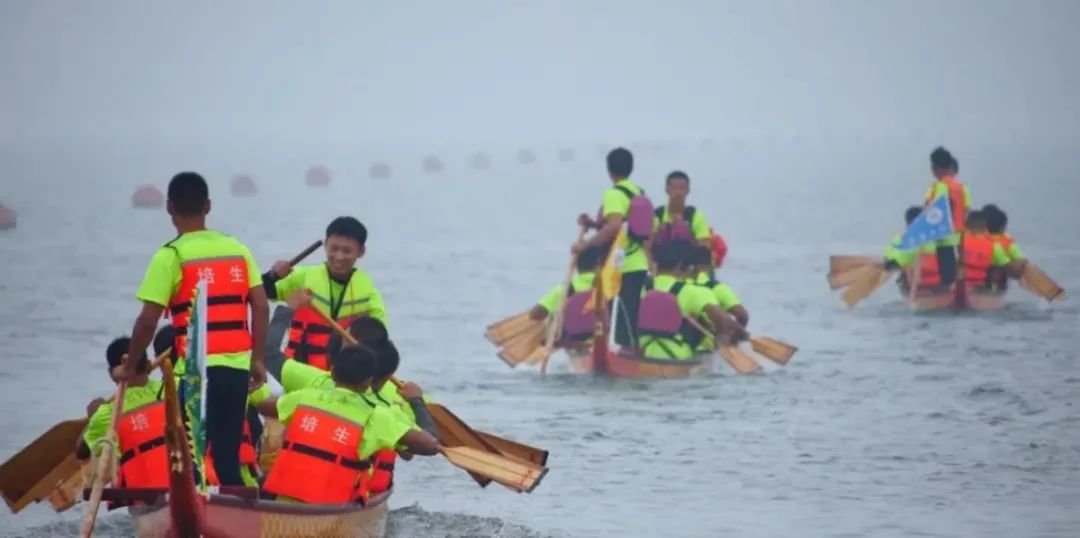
539, 225, 586, 375
78, 380, 127, 537
288, 240, 323, 267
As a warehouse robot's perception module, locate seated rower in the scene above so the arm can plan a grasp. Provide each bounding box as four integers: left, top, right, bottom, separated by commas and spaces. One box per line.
884, 206, 926, 294
689, 245, 749, 328
77, 337, 168, 491
637, 241, 747, 361
982, 204, 1025, 291
960, 210, 1026, 292
527, 244, 607, 345
257, 346, 438, 505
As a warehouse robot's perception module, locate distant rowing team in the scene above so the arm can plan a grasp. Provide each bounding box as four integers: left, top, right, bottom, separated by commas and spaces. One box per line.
81, 171, 442, 507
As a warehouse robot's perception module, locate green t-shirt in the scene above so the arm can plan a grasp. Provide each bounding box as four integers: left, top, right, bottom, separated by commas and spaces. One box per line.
281, 358, 334, 393
135, 230, 261, 371
693, 273, 741, 311
276, 386, 414, 460
273, 264, 388, 329
639, 274, 718, 361
601, 179, 648, 273
84, 380, 165, 457
536, 272, 596, 314
652, 206, 711, 240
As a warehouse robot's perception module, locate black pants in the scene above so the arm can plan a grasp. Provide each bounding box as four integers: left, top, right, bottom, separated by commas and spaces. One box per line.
205, 366, 250, 486
614, 270, 648, 347
936, 245, 958, 286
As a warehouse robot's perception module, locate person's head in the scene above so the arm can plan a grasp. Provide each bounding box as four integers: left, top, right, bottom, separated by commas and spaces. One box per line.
324, 216, 368, 278
576, 244, 608, 273
929, 147, 957, 178
965, 210, 987, 233
905, 205, 923, 225
665, 171, 690, 205
328, 316, 390, 362
107, 336, 147, 382
330, 345, 378, 391
152, 325, 178, 363
606, 147, 633, 180
983, 204, 1008, 234
167, 172, 211, 221
371, 339, 401, 387
653, 240, 691, 273
692, 245, 713, 273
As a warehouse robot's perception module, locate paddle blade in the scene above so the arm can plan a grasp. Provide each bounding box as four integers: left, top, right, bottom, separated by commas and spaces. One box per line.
1020, 264, 1065, 302
476, 431, 549, 467
485, 312, 537, 345
426, 403, 498, 487
496, 321, 546, 367
48, 462, 91, 513
440, 446, 547, 494
750, 336, 797, 365
719, 346, 761, 374
827, 266, 871, 290
829, 255, 877, 275
0, 418, 87, 513
840, 265, 890, 308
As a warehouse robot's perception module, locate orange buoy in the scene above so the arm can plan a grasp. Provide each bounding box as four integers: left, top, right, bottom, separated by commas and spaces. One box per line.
470, 152, 491, 170
516, 149, 536, 165
231, 174, 258, 197
422, 156, 443, 174
132, 185, 165, 208
305, 166, 332, 187
369, 162, 391, 179
557, 148, 575, 162
0, 202, 16, 230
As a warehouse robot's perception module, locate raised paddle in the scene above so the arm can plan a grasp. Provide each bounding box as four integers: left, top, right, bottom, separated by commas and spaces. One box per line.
684, 317, 763, 374
289, 240, 324, 266
840, 264, 893, 308
829, 255, 878, 275
497, 321, 546, 367
828, 265, 873, 290
538, 225, 587, 375
1019, 263, 1065, 302
0, 418, 89, 513
484, 311, 540, 346
749, 337, 798, 365
438, 445, 547, 494
80, 349, 171, 538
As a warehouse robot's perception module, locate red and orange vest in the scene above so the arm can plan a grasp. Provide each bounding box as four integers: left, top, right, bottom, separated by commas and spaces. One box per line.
263, 405, 370, 504
962, 234, 995, 285
286, 309, 357, 371
924, 177, 967, 233
116, 400, 169, 489
165, 237, 252, 356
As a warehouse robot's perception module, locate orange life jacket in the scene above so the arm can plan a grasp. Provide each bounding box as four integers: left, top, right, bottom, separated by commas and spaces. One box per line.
116, 400, 169, 489
987, 233, 1014, 288
285, 308, 358, 371
203, 419, 260, 485
915, 252, 941, 287
962, 234, 994, 285
263, 405, 370, 504
366, 448, 397, 496
166, 244, 252, 356
924, 177, 967, 233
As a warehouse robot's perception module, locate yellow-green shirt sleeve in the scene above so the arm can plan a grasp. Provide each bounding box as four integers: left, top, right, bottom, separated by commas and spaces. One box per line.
239, 243, 261, 290
602, 188, 630, 218
276, 390, 307, 424
883, 234, 903, 262
281, 360, 330, 393
678, 284, 719, 318
83, 403, 114, 457
364, 285, 389, 329
273, 265, 309, 302
991, 244, 1010, 266
712, 283, 741, 311
1008, 243, 1025, 260
536, 284, 565, 314
691, 210, 711, 240
135, 247, 180, 306
358, 406, 415, 460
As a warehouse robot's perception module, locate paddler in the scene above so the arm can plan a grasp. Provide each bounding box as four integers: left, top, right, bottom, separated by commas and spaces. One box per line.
652, 171, 713, 246
982, 204, 1026, 291
638, 241, 747, 361
573, 147, 652, 348
959, 210, 1026, 291
922, 147, 972, 287
883, 206, 926, 294
120, 172, 269, 488
528, 243, 606, 321
255, 345, 438, 505
689, 245, 749, 328
263, 216, 387, 371
78, 337, 169, 492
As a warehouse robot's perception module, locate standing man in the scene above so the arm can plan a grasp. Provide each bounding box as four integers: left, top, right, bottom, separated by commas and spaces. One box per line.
574, 147, 651, 347
652, 170, 713, 246
121, 172, 269, 487
923, 147, 972, 286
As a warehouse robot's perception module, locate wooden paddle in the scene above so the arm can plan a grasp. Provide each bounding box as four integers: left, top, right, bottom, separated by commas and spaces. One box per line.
80, 349, 171, 537
829, 255, 878, 275
719, 346, 761, 374
484, 311, 541, 346
840, 264, 892, 308
497, 321, 546, 367
0, 418, 89, 513
476, 430, 549, 467
538, 225, 587, 375
1019, 263, 1065, 302
749, 337, 798, 365
827, 265, 872, 290
48, 461, 90, 512
438, 445, 547, 494
289, 240, 324, 266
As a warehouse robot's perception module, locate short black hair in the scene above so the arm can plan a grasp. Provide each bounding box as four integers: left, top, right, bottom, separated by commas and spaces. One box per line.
325, 216, 368, 246
653, 240, 691, 271
665, 170, 690, 185
331, 345, 377, 386
576, 244, 608, 272
153, 325, 178, 362
328, 316, 390, 361
691, 245, 713, 267
905, 206, 923, 225
107, 336, 148, 374
167, 172, 210, 216
372, 339, 401, 380
930, 147, 955, 171
606, 147, 633, 178
983, 204, 1008, 233
966, 210, 986, 229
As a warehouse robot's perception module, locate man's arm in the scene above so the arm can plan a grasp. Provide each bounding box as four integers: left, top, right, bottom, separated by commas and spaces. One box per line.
125, 302, 164, 378
704, 304, 748, 344
248, 285, 270, 384
265, 305, 294, 382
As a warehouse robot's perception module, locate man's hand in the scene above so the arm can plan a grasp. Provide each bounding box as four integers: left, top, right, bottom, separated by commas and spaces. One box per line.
271, 260, 293, 279
571, 241, 588, 255
115, 353, 138, 383
86, 397, 107, 417
577, 213, 595, 229
399, 381, 423, 400
287, 289, 314, 310
249, 361, 268, 390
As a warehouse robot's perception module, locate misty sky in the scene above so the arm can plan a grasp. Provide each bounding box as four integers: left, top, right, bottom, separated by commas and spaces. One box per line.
1, 1, 1078, 147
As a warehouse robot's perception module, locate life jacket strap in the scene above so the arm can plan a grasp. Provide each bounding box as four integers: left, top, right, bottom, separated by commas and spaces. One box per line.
282, 441, 370, 470
119, 436, 166, 465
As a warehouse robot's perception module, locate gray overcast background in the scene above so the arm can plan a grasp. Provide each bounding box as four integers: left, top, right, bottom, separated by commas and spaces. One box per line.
2, 1, 1078, 148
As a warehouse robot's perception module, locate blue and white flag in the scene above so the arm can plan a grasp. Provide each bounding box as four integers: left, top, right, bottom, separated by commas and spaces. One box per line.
898, 194, 955, 250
